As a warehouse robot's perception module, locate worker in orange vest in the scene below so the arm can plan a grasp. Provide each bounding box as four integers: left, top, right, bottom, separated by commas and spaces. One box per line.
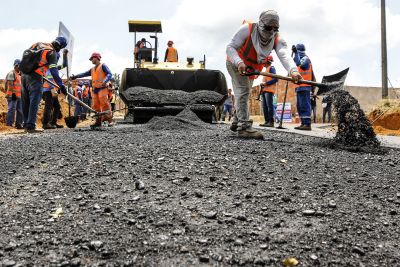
21, 37, 68, 133
259, 55, 278, 127
292, 43, 313, 130
226, 10, 301, 139
164, 40, 178, 62
71, 52, 113, 128
4, 59, 23, 129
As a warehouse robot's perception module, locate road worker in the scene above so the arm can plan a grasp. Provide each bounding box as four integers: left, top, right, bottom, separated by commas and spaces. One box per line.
164, 40, 178, 62
4, 59, 23, 129
226, 10, 301, 139
259, 55, 278, 127
71, 52, 113, 128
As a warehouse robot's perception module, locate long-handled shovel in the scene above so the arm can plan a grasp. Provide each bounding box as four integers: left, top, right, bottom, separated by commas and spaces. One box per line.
245, 68, 350, 96
42, 77, 110, 128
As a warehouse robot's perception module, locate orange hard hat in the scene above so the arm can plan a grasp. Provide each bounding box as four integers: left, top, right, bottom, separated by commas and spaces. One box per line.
89, 52, 101, 60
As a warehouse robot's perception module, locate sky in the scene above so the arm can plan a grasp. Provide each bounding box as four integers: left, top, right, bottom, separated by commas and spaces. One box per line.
1, 0, 399, 89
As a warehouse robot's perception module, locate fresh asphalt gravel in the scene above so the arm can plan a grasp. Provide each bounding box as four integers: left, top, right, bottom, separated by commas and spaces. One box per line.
0, 122, 399, 266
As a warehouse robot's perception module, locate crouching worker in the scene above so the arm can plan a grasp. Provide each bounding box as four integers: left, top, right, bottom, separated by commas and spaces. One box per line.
71, 52, 113, 128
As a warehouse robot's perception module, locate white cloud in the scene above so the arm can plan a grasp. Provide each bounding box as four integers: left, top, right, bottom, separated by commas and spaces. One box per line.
0, 28, 56, 77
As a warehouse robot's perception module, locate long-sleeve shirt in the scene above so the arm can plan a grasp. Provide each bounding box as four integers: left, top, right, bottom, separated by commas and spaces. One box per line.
46, 50, 65, 88
293, 51, 312, 91
74, 63, 113, 86
226, 23, 297, 74
43, 52, 68, 92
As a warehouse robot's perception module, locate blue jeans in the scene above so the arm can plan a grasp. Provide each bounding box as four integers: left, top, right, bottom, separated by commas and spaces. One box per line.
296, 89, 311, 125
21, 74, 43, 130
261, 92, 274, 123
74, 100, 82, 117
6, 97, 23, 127
222, 104, 233, 120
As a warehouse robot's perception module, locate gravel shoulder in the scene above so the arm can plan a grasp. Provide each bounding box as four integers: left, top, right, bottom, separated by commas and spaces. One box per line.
0, 124, 399, 266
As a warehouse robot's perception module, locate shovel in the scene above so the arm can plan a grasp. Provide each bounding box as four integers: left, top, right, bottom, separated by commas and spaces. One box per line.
42, 76, 110, 128
245, 68, 349, 96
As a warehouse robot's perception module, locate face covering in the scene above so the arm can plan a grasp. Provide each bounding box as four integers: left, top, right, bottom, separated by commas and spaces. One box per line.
257, 10, 280, 46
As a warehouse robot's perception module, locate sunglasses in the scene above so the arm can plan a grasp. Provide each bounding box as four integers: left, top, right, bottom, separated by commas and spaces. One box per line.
264, 25, 279, 32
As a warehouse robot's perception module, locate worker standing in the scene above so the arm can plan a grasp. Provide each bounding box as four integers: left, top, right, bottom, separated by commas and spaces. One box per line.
221, 88, 235, 122
85, 81, 93, 116
292, 43, 313, 130
81, 82, 89, 120
73, 81, 84, 119
41, 49, 68, 129
164, 40, 178, 62
4, 59, 23, 129
20, 37, 68, 133
322, 94, 332, 123
259, 55, 277, 127
71, 52, 113, 128
226, 10, 301, 139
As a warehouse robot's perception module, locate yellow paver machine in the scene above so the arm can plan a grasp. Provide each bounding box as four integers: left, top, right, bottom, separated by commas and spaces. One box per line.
119, 20, 228, 123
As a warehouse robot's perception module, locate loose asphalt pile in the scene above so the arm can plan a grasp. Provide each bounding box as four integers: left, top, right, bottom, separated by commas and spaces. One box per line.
0, 124, 399, 266
121, 87, 225, 106
146, 107, 209, 131
329, 90, 381, 153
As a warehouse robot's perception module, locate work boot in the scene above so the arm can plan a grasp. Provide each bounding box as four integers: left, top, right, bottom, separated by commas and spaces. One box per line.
265, 122, 274, 127
90, 119, 102, 129
238, 128, 264, 140
25, 128, 44, 133
259, 122, 268, 127
294, 124, 304, 130
43, 123, 56, 130
230, 121, 238, 132
54, 123, 64, 128
296, 124, 312, 131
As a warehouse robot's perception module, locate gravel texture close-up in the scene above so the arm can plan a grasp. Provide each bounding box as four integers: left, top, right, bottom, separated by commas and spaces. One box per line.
0, 116, 399, 266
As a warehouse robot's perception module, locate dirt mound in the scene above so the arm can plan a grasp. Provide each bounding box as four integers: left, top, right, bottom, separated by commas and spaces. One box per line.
330, 90, 380, 150
122, 87, 224, 106
0, 89, 74, 132
146, 107, 208, 131
368, 100, 400, 136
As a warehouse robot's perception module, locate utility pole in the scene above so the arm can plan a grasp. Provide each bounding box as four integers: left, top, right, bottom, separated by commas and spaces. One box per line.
381, 0, 388, 98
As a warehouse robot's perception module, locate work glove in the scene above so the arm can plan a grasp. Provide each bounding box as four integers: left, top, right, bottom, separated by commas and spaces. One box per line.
59, 84, 68, 95
70, 74, 76, 80
11, 93, 17, 101
292, 45, 297, 53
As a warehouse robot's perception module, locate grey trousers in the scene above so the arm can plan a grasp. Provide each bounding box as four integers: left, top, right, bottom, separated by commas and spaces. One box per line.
226, 60, 254, 128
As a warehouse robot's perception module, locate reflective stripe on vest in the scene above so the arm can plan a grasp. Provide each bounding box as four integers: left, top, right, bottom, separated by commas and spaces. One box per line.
261, 66, 276, 94
6, 71, 22, 98
91, 63, 106, 89
43, 70, 54, 89
235, 23, 279, 80
166, 47, 178, 62
34, 43, 54, 76
298, 62, 313, 87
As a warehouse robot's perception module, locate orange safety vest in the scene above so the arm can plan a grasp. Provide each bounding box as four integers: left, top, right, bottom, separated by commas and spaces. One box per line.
33, 43, 54, 76
166, 47, 178, 62
231, 22, 279, 80
297, 61, 313, 87
91, 63, 106, 89
261, 66, 276, 94
6, 70, 22, 98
